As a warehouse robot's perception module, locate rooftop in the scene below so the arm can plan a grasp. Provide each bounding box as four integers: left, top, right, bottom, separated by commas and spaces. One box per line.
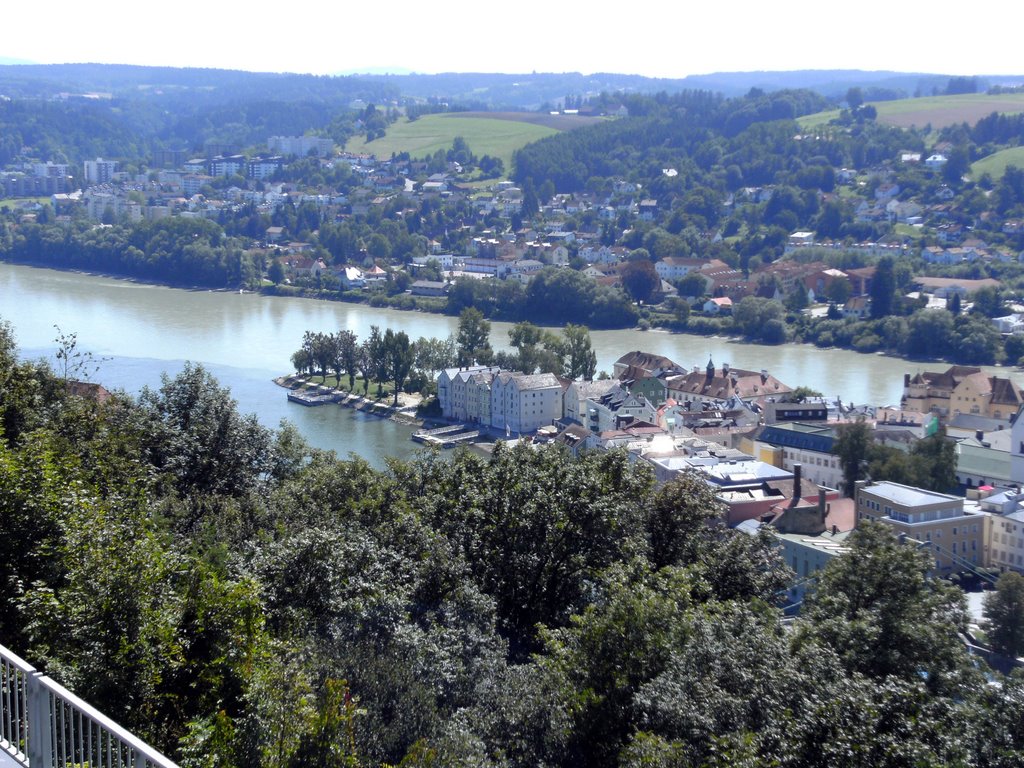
861, 481, 961, 508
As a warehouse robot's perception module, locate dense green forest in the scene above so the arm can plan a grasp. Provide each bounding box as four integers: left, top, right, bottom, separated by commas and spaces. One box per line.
1, 216, 260, 287
2, 318, 1024, 767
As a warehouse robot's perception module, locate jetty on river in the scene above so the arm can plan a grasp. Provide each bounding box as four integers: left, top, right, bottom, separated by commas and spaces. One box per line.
286, 389, 346, 406
412, 423, 481, 448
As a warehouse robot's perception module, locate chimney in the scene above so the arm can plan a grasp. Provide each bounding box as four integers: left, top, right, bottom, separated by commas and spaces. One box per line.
789, 463, 802, 508
817, 488, 827, 522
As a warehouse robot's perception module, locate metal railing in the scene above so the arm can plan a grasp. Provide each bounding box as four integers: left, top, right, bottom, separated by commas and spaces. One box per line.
1, 643, 179, 768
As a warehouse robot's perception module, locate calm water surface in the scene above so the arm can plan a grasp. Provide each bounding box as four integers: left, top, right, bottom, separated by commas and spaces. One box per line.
3, 263, 1019, 465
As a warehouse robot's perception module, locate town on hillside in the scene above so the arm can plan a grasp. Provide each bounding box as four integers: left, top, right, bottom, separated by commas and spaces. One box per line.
434, 349, 1024, 608
5, 85, 1024, 365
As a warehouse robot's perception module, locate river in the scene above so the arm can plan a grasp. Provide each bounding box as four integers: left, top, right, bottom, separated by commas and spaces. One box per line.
2, 263, 1020, 466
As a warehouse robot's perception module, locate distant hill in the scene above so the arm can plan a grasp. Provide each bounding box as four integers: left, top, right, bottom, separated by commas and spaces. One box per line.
339, 69, 1024, 109
675, 70, 952, 99
335, 66, 416, 77
2, 64, 1023, 111
0, 63, 396, 106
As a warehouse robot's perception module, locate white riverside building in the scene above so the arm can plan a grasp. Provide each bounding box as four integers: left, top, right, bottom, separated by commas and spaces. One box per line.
437, 366, 564, 434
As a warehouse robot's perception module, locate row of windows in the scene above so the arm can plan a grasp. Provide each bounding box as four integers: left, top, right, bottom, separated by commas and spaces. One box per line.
783, 450, 837, 469
998, 533, 1024, 548
996, 550, 1024, 566
944, 540, 977, 553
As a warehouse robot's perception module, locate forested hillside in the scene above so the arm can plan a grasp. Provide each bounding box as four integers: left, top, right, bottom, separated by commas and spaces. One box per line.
512, 88, 894, 193
0, 66, 397, 167
2, 319, 1023, 767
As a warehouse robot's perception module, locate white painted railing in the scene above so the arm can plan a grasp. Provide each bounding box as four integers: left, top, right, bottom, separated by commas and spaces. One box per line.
0, 644, 178, 768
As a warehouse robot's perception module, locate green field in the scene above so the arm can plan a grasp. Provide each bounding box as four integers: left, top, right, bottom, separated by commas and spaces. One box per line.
345, 113, 584, 175
0, 196, 51, 208
971, 146, 1024, 181
799, 93, 1024, 132
797, 110, 842, 130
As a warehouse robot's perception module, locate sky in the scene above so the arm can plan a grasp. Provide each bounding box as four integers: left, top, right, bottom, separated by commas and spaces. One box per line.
4, 0, 1023, 79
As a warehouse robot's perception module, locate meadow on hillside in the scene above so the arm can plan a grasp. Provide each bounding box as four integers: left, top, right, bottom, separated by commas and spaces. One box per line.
798, 92, 1024, 131
344, 112, 601, 174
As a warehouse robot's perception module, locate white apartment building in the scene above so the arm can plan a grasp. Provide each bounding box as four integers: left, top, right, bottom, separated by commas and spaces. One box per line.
437, 365, 501, 423
490, 372, 563, 435
83, 158, 117, 185
268, 135, 334, 158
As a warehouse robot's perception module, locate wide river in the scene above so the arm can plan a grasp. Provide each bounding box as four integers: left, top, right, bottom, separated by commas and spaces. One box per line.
3, 263, 1020, 467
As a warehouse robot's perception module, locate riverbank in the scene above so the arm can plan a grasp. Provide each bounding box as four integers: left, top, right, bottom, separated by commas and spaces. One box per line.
0, 256, 259, 294
274, 373, 425, 427
7, 260, 1019, 410
5, 256, 1009, 372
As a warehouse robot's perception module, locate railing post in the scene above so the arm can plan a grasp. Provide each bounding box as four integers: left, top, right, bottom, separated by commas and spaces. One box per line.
26, 671, 52, 768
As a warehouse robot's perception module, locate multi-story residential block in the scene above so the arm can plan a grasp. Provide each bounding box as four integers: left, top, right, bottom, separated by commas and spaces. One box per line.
32, 161, 71, 178
948, 371, 1024, 421
182, 174, 211, 197
855, 480, 989, 574
746, 422, 843, 490
84, 192, 142, 222
654, 256, 707, 281
580, 384, 658, 433
83, 158, 117, 185
437, 365, 502, 423
490, 372, 564, 435
563, 379, 619, 424
209, 155, 246, 178
3, 173, 71, 197
151, 149, 188, 168
902, 365, 982, 416
268, 135, 334, 158
979, 490, 1024, 573
247, 156, 284, 180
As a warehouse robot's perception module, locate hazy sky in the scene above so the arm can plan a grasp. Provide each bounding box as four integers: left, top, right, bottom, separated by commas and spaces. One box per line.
5, 0, 1023, 78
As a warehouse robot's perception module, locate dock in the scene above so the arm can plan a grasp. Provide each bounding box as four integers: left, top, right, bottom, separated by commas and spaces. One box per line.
287, 390, 345, 406
412, 423, 481, 448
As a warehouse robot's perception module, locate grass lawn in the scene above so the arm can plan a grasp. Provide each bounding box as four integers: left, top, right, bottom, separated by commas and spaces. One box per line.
345, 113, 562, 174
797, 110, 841, 130
892, 223, 925, 240
0, 196, 51, 208
297, 373, 396, 399
971, 146, 1024, 181
799, 93, 1024, 132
